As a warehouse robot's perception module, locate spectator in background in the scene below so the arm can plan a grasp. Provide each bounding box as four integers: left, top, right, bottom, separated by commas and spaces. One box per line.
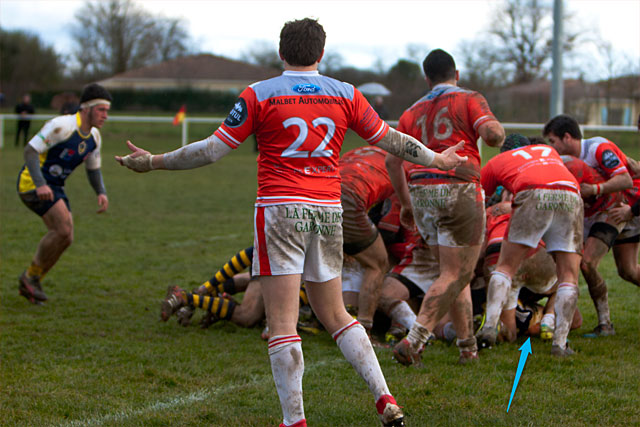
15, 94, 35, 147
373, 96, 389, 120
60, 102, 78, 115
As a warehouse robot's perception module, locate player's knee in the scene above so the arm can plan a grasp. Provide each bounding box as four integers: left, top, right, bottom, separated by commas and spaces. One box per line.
580, 258, 599, 276
56, 225, 74, 247
235, 310, 262, 328
616, 264, 640, 285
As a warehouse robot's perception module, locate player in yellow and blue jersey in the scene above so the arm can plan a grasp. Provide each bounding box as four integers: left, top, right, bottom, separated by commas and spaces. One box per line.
17, 83, 112, 304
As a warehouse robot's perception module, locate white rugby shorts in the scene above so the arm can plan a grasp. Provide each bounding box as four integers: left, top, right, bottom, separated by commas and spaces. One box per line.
252, 204, 343, 282
409, 182, 485, 247
508, 189, 583, 253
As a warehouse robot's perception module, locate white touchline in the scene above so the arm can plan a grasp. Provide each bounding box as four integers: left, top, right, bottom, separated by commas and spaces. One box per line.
63, 358, 342, 426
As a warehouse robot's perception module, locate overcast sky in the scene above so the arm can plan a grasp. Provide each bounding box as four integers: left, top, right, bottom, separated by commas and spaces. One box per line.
1, 0, 639, 79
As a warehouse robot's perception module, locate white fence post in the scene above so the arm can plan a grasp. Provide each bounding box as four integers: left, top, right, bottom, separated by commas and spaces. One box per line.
182, 118, 188, 147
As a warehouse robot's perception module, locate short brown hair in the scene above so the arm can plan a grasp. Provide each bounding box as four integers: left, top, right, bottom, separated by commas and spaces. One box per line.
279, 18, 325, 67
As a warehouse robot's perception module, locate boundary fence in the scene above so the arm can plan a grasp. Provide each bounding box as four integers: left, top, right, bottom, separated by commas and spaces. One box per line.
0, 114, 636, 149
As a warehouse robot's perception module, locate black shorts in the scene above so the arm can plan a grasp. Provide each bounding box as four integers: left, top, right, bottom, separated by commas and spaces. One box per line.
19, 186, 70, 216
386, 272, 425, 300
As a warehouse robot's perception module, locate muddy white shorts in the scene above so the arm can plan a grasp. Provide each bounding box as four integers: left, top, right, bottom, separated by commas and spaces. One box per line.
508, 188, 583, 253
252, 204, 343, 282
391, 244, 440, 294
409, 182, 485, 247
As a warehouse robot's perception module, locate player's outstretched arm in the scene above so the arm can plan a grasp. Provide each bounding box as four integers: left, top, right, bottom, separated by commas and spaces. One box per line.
376, 127, 467, 171
115, 135, 233, 173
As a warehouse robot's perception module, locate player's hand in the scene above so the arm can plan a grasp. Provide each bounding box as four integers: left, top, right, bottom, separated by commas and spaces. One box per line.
97, 194, 109, 213
36, 184, 54, 201
433, 141, 468, 171
399, 204, 415, 230
115, 141, 154, 172
609, 202, 632, 224
580, 183, 596, 198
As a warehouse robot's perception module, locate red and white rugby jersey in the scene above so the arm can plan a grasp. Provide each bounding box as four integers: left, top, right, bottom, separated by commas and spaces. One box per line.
214, 70, 389, 207
397, 83, 497, 184
376, 194, 421, 260
561, 155, 620, 217
481, 144, 579, 196
580, 137, 640, 205
340, 145, 409, 210
485, 202, 511, 247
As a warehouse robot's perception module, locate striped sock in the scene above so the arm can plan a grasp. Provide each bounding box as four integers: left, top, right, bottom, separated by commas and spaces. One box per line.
186, 293, 236, 320
201, 247, 253, 294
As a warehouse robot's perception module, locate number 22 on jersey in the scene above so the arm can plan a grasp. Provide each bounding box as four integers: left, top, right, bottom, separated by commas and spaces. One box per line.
281, 117, 336, 158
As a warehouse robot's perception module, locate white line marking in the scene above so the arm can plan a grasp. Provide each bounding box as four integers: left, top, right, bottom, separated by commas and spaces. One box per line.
63, 358, 339, 426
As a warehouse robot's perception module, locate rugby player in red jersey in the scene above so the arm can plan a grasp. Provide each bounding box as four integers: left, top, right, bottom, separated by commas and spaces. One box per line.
476, 133, 583, 356
386, 49, 505, 366
481, 188, 559, 343
116, 18, 468, 427
545, 115, 640, 337
339, 146, 409, 335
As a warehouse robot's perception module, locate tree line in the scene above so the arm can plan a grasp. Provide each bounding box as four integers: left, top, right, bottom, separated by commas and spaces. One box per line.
1, 0, 637, 121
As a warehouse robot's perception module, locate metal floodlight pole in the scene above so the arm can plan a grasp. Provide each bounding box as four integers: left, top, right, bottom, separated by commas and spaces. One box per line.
550, 0, 564, 117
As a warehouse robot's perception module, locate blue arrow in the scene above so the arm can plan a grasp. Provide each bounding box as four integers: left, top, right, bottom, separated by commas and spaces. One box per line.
507, 337, 532, 413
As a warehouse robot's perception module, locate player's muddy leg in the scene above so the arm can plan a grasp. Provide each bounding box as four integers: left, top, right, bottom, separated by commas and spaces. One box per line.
613, 242, 640, 286
477, 240, 529, 347
379, 275, 413, 329
581, 237, 612, 328
306, 277, 402, 423
396, 245, 480, 363
353, 235, 389, 332
450, 285, 478, 362
231, 280, 265, 327
551, 251, 581, 354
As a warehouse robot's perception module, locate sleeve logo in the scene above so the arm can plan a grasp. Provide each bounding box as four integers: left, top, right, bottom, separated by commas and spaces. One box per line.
601, 149, 620, 169
224, 98, 248, 128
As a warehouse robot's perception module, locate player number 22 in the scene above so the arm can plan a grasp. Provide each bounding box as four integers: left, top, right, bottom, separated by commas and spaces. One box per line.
281, 117, 336, 158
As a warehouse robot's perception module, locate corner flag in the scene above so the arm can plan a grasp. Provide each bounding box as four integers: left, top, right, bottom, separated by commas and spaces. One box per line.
173, 105, 186, 126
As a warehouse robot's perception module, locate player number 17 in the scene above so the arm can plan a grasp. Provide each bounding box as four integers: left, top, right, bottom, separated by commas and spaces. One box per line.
511, 146, 552, 159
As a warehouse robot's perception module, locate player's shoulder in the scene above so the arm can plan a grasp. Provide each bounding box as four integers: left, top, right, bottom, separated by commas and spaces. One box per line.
250, 71, 355, 101
90, 127, 101, 143
583, 136, 613, 152
41, 114, 78, 141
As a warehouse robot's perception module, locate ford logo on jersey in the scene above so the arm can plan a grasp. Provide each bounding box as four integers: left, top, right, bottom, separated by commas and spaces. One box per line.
293, 84, 321, 94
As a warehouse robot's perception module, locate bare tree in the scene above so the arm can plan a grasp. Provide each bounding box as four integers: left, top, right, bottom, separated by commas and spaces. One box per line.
319, 51, 345, 75
458, 0, 579, 85
70, 0, 192, 79
241, 41, 281, 70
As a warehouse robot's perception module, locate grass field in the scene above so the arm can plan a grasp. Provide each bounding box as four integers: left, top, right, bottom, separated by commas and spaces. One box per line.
1, 118, 639, 426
